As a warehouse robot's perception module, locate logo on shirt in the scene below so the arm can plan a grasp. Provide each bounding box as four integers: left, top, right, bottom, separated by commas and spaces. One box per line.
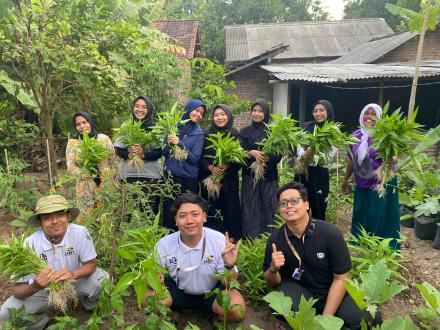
40, 253, 47, 262
168, 256, 177, 265
203, 255, 215, 264
316, 252, 325, 259
65, 247, 75, 256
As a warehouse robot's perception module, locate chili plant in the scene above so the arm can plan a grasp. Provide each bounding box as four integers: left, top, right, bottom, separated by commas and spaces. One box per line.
206, 269, 244, 330
203, 132, 248, 198
263, 291, 344, 329
348, 226, 406, 281
413, 281, 440, 329
344, 259, 407, 320
236, 233, 271, 304
252, 114, 306, 183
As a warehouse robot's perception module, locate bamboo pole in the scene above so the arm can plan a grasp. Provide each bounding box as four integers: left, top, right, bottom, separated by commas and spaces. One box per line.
46, 139, 53, 188
4, 148, 10, 174
408, 0, 433, 121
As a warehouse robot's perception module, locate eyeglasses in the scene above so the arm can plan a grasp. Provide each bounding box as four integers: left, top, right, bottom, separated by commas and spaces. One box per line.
279, 197, 302, 208
134, 105, 147, 110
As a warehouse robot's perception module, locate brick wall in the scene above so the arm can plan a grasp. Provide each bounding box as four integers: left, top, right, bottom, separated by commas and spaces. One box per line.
227, 65, 273, 131
227, 66, 273, 104
377, 30, 440, 63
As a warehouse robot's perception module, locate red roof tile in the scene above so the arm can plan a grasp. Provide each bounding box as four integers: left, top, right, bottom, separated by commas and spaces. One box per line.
155, 19, 202, 59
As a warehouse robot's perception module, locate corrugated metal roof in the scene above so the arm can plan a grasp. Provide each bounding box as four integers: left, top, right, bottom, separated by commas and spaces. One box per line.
261, 63, 440, 83
331, 32, 417, 64
225, 19, 393, 62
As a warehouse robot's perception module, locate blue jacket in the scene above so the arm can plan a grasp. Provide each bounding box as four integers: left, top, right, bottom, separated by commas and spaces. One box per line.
163, 99, 206, 178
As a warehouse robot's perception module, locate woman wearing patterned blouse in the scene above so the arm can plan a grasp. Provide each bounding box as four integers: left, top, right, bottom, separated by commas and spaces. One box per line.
66, 112, 115, 214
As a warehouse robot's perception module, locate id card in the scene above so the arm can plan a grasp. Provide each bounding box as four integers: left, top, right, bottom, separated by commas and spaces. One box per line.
292, 267, 304, 280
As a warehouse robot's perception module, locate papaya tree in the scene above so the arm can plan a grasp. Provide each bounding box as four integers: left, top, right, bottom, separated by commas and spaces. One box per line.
0, 0, 179, 178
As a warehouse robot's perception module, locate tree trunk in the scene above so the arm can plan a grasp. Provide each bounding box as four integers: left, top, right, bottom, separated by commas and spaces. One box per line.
39, 108, 58, 180
407, 0, 433, 121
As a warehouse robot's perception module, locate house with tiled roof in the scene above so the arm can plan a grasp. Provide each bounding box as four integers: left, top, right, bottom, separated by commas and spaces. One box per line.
155, 19, 203, 59
226, 19, 440, 131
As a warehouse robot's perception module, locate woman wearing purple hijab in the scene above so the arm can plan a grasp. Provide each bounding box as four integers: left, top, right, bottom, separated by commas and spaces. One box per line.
342, 103, 400, 250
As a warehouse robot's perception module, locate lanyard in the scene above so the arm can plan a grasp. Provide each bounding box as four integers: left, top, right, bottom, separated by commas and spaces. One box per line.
176, 231, 207, 273
284, 226, 305, 267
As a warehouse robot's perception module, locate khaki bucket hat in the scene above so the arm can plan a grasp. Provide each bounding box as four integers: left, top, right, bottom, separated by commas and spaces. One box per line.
27, 195, 80, 227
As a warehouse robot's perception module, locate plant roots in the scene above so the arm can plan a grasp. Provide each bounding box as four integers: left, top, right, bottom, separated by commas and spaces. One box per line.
203, 175, 222, 199
128, 155, 144, 171
173, 146, 188, 160
250, 161, 265, 185
48, 280, 78, 313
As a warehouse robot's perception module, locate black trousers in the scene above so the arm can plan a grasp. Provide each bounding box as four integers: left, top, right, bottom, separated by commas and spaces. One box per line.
162, 174, 199, 231
202, 190, 242, 241
277, 280, 381, 330
296, 166, 329, 221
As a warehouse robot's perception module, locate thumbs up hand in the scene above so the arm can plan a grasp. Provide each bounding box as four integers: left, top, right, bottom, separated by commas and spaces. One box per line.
270, 243, 285, 273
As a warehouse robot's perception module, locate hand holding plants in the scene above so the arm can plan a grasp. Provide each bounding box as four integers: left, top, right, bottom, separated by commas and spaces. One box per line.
50, 268, 76, 282
271, 243, 285, 272
33, 267, 55, 290
167, 134, 179, 145
249, 150, 268, 163
208, 164, 228, 176
221, 232, 241, 268
129, 144, 144, 159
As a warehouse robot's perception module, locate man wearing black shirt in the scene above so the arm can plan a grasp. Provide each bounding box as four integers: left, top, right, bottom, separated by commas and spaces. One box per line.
263, 182, 379, 329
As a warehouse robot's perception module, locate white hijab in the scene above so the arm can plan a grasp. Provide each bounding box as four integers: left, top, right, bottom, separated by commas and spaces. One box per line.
357, 103, 382, 166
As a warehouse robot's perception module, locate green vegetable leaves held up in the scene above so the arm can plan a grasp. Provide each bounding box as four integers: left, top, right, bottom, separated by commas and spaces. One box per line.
252, 114, 306, 184
150, 102, 189, 160
203, 132, 248, 198
114, 119, 155, 170
370, 104, 425, 196
77, 133, 113, 177
0, 234, 78, 313
295, 121, 358, 176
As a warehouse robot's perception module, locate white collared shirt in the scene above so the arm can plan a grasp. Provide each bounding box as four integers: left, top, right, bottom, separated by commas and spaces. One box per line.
156, 227, 226, 295
17, 224, 97, 283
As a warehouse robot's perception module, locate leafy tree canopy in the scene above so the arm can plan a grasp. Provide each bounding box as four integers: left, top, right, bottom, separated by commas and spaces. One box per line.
344, 0, 421, 31
164, 0, 329, 62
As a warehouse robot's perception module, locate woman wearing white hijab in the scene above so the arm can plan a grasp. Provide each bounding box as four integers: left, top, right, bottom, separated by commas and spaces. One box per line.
342, 103, 400, 250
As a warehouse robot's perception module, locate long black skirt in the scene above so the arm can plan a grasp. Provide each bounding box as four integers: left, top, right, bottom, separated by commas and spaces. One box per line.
241, 173, 278, 239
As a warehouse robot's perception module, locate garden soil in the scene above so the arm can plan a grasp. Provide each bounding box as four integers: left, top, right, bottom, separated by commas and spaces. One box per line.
0, 177, 439, 329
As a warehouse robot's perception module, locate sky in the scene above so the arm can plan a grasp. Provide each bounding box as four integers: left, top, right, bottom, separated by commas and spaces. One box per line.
320, 0, 345, 20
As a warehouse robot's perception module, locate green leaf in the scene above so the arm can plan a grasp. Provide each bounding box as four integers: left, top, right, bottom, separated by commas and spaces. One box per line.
113, 271, 137, 294
344, 280, 368, 310
133, 277, 147, 308
314, 314, 344, 330
263, 291, 294, 317
0, 70, 38, 111
416, 281, 440, 313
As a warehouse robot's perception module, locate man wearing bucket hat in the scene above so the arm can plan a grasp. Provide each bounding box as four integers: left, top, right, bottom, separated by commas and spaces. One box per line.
0, 194, 107, 330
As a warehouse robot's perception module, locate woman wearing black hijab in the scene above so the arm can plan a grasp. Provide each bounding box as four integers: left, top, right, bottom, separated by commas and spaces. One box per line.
66, 111, 115, 213
199, 104, 242, 241
296, 100, 336, 221
239, 99, 281, 238
114, 96, 163, 213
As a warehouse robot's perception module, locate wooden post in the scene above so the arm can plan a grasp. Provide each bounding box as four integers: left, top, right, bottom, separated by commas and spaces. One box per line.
67, 132, 70, 141
46, 139, 53, 188
4, 148, 10, 174
299, 83, 307, 126
378, 81, 384, 107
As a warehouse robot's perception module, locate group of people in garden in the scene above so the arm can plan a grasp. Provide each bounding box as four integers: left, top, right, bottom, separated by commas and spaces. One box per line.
0, 96, 401, 330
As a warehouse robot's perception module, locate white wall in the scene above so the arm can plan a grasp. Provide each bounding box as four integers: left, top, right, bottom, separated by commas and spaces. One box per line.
272, 83, 290, 116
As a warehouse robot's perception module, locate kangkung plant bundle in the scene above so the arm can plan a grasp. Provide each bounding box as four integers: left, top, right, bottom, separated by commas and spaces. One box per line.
203, 132, 248, 198
252, 114, 306, 184
150, 102, 189, 160
0, 234, 78, 313
295, 121, 359, 176
370, 104, 425, 196
114, 119, 155, 170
